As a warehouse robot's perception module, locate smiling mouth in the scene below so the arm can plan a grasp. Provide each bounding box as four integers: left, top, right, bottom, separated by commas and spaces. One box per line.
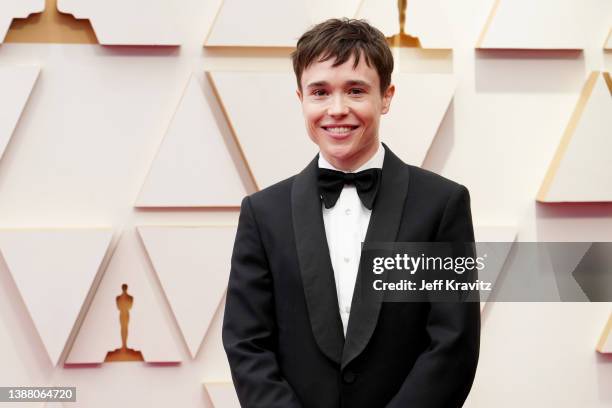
321, 125, 359, 135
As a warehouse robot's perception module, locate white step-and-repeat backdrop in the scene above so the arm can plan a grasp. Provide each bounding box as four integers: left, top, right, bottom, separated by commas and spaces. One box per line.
0, 0, 610, 406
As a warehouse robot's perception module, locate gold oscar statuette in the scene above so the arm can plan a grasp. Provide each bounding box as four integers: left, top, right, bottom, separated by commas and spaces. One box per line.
387, 0, 422, 48
104, 284, 145, 362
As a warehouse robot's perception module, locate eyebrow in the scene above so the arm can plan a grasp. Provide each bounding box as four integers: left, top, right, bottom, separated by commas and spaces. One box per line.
305, 80, 372, 89
345, 80, 371, 88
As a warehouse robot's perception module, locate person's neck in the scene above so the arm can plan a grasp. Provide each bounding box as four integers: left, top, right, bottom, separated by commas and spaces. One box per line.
323, 141, 380, 172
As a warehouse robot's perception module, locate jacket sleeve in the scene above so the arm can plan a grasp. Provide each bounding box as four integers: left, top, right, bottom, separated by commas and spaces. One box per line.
386, 184, 481, 408
222, 196, 303, 408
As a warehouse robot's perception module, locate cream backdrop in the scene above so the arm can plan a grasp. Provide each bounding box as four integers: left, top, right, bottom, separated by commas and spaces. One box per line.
0, 1, 44, 42
478, 0, 598, 49
56, 0, 182, 45
0, 0, 610, 407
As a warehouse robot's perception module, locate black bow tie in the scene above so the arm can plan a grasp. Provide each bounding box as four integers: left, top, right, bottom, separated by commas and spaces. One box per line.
317, 167, 382, 210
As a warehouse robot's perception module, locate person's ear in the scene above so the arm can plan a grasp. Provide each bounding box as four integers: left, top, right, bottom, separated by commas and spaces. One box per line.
296, 88, 303, 102
381, 84, 395, 114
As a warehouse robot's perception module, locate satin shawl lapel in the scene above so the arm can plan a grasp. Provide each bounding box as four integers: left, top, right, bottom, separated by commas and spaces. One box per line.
292, 155, 344, 365
341, 144, 411, 369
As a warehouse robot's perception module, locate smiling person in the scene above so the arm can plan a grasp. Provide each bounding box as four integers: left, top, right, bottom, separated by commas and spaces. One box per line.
222, 18, 480, 408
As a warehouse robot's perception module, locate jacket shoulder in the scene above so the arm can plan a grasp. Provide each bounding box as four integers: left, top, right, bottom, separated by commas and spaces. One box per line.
245, 175, 296, 212
407, 165, 464, 191
406, 165, 469, 212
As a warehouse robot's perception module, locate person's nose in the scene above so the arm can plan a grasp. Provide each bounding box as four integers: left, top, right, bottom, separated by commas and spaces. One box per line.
327, 93, 349, 117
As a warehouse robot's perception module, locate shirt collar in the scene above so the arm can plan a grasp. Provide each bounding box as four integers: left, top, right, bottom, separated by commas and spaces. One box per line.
318, 142, 385, 172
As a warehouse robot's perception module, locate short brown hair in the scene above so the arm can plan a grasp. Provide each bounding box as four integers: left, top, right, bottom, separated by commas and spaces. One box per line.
291, 18, 394, 94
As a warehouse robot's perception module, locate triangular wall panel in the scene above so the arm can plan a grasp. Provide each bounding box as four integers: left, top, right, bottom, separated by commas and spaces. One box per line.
474, 226, 517, 312
0, 229, 112, 366
381, 73, 455, 166
136, 75, 246, 207
0, 65, 40, 162
0, 0, 44, 42
66, 230, 183, 364
538, 72, 612, 202
476, 0, 607, 49
545, 243, 592, 302
209, 71, 454, 189
138, 225, 236, 358
598, 314, 612, 353
57, 0, 180, 45
0, 317, 34, 386
204, 383, 240, 408
210, 71, 312, 189
206, 0, 361, 47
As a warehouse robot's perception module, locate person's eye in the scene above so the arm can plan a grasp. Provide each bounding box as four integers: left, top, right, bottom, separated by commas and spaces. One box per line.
348, 88, 365, 95
312, 89, 328, 97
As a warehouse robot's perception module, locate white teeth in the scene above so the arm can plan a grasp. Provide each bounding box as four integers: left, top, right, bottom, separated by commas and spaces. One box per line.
325, 126, 353, 134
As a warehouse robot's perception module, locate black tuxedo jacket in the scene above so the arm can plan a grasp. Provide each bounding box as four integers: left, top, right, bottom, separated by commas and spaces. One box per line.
223, 144, 480, 408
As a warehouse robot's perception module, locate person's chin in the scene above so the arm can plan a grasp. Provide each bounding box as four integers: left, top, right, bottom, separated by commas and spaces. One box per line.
322, 145, 354, 163
321, 133, 353, 149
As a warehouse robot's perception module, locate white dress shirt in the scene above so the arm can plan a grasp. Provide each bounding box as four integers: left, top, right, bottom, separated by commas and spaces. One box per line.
318, 143, 385, 336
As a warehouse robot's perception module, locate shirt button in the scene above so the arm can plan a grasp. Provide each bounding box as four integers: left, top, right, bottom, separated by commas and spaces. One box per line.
344, 306, 351, 313
345, 208, 352, 215
343, 257, 350, 263
343, 370, 356, 384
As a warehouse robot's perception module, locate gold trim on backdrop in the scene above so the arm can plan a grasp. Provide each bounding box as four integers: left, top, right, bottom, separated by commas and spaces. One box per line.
4, 0, 97, 44
604, 72, 612, 95
476, 0, 586, 50
475, 0, 501, 48
536, 71, 600, 202
597, 314, 612, 353
353, 0, 366, 19
132, 74, 243, 210
203, 0, 317, 49
206, 71, 260, 191
204, 0, 455, 50
203, 0, 298, 49
605, 28, 611, 50
203, 0, 224, 47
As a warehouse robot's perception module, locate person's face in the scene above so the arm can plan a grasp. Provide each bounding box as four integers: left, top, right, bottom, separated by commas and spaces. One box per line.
297, 54, 395, 171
